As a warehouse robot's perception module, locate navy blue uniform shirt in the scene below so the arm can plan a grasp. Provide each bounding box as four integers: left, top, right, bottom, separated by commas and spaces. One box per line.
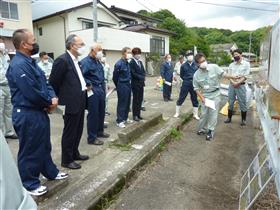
6, 51, 55, 110
81, 55, 105, 87
113, 58, 131, 86
160, 61, 173, 82
180, 61, 198, 82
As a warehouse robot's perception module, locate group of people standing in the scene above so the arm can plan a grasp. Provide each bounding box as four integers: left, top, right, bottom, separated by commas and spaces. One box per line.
1, 27, 250, 198
3, 29, 146, 196
160, 49, 250, 141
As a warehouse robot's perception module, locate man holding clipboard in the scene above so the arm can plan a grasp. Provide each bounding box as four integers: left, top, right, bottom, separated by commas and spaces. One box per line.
193, 53, 239, 141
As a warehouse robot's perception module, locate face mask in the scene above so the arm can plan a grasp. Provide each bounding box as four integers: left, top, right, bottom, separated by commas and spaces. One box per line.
134, 54, 141, 60
96, 51, 103, 60
77, 46, 86, 56
101, 56, 106, 63
31, 43, 39, 55
187, 55, 194, 62
199, 61, 208, 70
167, 58, 172, 63
43, 60, 48, 64
234, 56, 240, 62
126, 53, 133, 60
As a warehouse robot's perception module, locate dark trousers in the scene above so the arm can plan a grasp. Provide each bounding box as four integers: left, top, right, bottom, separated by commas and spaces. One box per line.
116, 82, 131, 123
163, 83, 172, 100
176, 81, 199, 107
13, 109, 58, 190
87, 86, 105, 142
132, 83, 144, 117
61, 107, 85, 164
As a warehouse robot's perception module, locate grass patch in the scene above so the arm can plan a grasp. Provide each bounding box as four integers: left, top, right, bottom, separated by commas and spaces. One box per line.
109, 143, 132, 151
170, 127, 182, 140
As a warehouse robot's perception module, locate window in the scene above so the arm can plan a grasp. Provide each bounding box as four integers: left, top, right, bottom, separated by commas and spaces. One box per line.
82, 21, 93, 30
39, 27, 43, 36
0, 0, 19, 20
150, 36, 165, 56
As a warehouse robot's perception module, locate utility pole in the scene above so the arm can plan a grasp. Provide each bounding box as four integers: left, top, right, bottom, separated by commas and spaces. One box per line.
248, 31, 252, 62
93, 0, 98, 42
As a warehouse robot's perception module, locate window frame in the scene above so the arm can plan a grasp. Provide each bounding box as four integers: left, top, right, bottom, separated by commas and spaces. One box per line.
150, 36, 165, 56
0, 0, 19, 20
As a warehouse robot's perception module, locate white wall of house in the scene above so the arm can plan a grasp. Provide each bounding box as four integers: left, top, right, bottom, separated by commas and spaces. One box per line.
67, 6, 119, 33
1, 0, 33, 52
34, 15, 66, 58
73, 27, 150, 68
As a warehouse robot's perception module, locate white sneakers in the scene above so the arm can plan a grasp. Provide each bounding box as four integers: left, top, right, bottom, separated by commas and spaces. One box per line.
31, 172, 68, 196
193, 107, 200, 120
28, 185, 48, 196
173, 105, 180, 118
117, 122, 126, 128
55, 172, 68, 180
117, 119, 134, 128
125, 119, 134, 124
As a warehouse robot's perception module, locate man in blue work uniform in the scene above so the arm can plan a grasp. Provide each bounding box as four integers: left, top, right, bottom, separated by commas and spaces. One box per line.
174, 50, 200, 119
81, 43, 110, 145
113, 47, 133, 128
6, 29, 68, 196
160, 54, 174, 102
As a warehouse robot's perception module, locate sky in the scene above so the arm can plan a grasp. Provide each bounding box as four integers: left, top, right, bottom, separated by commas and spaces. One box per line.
32, 0, 280, 31
101, 0, 280, 31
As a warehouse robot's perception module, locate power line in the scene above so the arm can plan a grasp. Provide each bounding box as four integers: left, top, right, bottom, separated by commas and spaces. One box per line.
242, 0, 279, 6
185, 0, 278, 12
135, 0, 153, 12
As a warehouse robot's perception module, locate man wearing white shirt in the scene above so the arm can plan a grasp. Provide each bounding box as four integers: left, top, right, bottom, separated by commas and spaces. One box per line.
49, 34, 89, 170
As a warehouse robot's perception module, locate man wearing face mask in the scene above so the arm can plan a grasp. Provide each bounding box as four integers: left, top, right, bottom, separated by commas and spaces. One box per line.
130, 47, 146, 122
49, 34, 89, 170
37, 51, 52, 79
0, 42, 18, 140
174, 50, 199, 119
6, 29, 68, 196
160, 54, 174, 102
100, 52, 111, 116
113, 47, 133, 128
224, 49, 250, 126
193, 53, 238, 141
81, 43, 110, 145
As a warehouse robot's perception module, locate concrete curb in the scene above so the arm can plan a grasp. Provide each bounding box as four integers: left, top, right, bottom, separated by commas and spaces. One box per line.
117, 112, 163, 144
38, 112, 193, 210
93, 112, 193, 210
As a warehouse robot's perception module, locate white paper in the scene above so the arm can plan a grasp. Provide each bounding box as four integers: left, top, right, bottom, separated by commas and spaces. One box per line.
205, 98, 216, 110
57, 105, 66, 115
164, 81, 172, 86
87, 90, 94, 98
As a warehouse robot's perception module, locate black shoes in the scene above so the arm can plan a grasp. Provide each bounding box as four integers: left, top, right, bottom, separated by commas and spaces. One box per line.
97, 132, 110, 138
138, 116, 143, 120
141, 107, 146, 111
5, 134, 18, 139
88, 138, 104, 145
168, 98, 173, 101
224, 109, 233, 124
241, 111, 247, 126
164, 98, 169, 102
197, 130, 206, 135
206, 130, 214, 141
61, 162, 81, 169
74, 154, 89, 161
